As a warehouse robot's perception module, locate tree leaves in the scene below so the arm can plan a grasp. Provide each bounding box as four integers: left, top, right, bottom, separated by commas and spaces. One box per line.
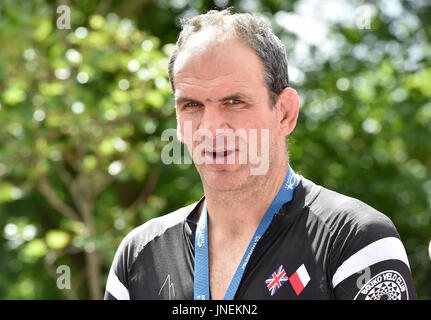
0, 0, 430, 299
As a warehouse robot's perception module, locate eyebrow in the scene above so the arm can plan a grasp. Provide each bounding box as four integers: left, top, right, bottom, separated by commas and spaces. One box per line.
175, 92, 250, 105
218, 93, 249, 102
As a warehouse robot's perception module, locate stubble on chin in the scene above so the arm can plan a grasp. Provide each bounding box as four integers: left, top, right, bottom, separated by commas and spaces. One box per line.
198, 145, 279, 196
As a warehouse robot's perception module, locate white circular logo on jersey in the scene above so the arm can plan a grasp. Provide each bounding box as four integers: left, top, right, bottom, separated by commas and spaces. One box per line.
354, 270, 408, 300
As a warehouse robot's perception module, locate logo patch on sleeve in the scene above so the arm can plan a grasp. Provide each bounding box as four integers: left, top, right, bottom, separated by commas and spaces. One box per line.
354, 270, 408, 300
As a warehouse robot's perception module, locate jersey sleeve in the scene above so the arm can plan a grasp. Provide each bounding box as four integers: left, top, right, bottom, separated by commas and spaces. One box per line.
328, 201, 417, 300
104, 236, 132, 300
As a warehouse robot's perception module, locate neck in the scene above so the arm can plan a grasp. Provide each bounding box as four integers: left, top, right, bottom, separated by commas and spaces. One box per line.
202, 160, 288, 237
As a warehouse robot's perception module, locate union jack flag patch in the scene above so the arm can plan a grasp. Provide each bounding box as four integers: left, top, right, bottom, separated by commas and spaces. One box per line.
265, 265, 289, 296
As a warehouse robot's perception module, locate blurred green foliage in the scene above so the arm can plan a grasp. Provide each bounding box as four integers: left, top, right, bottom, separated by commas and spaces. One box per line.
0, 0, 430, 299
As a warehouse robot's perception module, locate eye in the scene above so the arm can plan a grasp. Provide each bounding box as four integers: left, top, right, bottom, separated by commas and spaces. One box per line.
184, 101, 202, 108
227, 99, 242, 105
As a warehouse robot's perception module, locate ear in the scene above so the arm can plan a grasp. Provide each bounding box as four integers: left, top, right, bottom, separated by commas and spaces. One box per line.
276, 87, 300, 137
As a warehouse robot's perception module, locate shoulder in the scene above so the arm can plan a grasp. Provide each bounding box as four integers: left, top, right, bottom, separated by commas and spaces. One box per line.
301, 177, 397, 240
110, 201, 199, 277
299, 176, 406, 268
117, 201, 199, 261
299, 178, 415, 297
310, 184, 405, 261
105, 201, 200, 300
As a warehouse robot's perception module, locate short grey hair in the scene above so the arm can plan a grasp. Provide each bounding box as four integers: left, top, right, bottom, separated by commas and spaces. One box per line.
168, 9, 289, 106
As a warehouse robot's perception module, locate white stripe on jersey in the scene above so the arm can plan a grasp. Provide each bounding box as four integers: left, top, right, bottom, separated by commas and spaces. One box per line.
106, 269, 130, 300
332, 237, 410, 288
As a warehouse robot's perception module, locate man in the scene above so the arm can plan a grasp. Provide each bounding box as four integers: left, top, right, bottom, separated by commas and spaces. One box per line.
104, 9, 417, 300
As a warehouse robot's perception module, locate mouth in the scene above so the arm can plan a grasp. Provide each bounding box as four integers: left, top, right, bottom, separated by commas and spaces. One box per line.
204, 150, 234, 158
202, 148, 237, 165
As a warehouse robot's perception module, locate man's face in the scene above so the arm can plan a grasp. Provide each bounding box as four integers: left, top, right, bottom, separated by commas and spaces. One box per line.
173, 35, 283, 192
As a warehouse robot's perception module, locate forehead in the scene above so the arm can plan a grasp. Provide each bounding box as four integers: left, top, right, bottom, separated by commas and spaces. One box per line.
173, 34, 266, 98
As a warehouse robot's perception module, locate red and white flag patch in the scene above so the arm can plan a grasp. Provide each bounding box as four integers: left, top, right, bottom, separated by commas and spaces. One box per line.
289, 264, 311, 295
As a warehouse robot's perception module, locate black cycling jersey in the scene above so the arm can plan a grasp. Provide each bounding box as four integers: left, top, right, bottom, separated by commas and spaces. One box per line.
104, 174, 417, 300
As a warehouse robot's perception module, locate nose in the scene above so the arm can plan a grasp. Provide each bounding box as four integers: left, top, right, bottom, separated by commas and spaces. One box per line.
198, 104, 230, 138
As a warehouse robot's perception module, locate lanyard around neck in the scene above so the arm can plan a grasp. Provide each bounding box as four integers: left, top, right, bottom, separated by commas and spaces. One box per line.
193, 165, 300, 300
